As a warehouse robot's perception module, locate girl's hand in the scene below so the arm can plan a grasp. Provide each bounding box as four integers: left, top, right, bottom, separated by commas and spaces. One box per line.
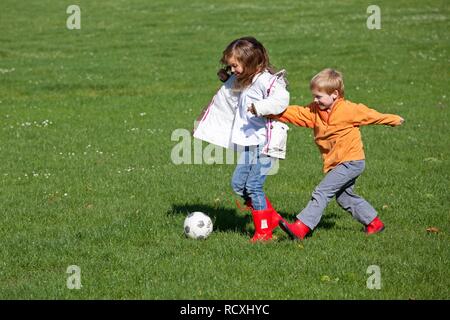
217, 68, 230, 82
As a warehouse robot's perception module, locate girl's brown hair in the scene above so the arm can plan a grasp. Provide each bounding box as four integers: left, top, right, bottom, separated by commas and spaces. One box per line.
220, 37, 275, 90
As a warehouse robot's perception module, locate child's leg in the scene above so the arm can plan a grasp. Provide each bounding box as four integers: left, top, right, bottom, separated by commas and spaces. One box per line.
335, 182, 377, 225
246, 152, 277, 242
231, 147, 252, 201
297, 160, 366, 230
231, 146, 273, 206
244, 153, 274, 210
232, 146, 280, 242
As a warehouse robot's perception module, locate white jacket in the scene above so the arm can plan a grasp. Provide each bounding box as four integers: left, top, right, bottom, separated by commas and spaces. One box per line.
193, 70, 290, 159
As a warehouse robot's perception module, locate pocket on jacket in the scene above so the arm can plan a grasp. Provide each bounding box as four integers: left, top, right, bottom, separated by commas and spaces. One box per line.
261, 120, 289, 159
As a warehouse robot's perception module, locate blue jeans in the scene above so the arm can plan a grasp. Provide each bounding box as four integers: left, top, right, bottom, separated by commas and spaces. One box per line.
231, 145, 275, 210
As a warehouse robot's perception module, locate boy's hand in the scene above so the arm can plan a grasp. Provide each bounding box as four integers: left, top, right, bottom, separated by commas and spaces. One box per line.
247, 103, 257, 115
390, 117, 404, 127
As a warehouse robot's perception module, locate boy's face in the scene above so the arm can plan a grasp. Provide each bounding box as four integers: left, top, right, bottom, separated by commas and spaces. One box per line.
312, 89, 338, 110
227, 56, 244, 77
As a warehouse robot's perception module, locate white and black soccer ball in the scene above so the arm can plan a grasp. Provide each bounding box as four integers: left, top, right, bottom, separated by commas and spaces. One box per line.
184, 212, 213, 240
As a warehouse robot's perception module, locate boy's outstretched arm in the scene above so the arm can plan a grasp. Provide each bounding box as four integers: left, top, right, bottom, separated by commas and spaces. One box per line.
353, 103, 404, 126
269, 104, 315, 128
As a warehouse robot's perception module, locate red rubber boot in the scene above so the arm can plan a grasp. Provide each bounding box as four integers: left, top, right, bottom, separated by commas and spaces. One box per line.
264, 197, 287, 231
279, 219, 311, 240
365, 217, 385, 235
241, 197, 286, 233
250, 208, 274, 242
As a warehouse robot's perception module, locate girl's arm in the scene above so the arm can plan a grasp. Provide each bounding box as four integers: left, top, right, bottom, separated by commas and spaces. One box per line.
269, 104, 315, 128
251, 77, 290, 116
352, 103, 404, 126
194, 75, 237, 134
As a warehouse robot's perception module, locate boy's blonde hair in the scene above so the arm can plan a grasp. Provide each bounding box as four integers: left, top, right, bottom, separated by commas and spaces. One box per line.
310, 68, 344, 97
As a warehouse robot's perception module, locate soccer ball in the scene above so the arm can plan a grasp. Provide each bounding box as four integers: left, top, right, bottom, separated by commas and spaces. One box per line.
184, 212, 213, 240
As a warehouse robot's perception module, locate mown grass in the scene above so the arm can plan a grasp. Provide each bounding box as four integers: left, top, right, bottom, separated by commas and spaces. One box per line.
0, 0, 449, 299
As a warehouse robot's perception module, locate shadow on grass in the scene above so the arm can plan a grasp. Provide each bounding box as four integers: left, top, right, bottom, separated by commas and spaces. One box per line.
271, 211, 340, 240
275, 210, 339, 231
167, 204, 341, 240
167, 203, 249, 234
316, 211, 339, 230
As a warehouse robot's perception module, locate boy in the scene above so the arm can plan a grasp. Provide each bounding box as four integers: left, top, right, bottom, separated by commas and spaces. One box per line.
250, 68, 404, 239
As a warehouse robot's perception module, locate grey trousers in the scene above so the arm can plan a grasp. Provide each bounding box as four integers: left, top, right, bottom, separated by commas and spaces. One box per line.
298, 160, 377, 229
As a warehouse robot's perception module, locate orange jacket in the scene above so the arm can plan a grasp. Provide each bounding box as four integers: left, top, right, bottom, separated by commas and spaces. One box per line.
274, 98, 403, 172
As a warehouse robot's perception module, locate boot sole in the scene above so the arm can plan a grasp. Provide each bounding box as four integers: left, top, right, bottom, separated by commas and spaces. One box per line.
279, 220, 301, 240
271, 216, 286, 233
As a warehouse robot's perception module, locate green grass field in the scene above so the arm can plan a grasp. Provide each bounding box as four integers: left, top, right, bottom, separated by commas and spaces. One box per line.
0, 0, 449, 299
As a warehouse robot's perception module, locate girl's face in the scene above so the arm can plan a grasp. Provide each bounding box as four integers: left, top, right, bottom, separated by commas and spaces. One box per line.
227, 56, 244, 77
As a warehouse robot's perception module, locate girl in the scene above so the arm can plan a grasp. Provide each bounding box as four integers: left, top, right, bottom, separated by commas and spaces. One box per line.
194, 37, 290, 242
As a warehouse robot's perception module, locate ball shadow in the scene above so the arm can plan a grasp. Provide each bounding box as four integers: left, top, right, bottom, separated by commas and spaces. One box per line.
167, 203, 250, 234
